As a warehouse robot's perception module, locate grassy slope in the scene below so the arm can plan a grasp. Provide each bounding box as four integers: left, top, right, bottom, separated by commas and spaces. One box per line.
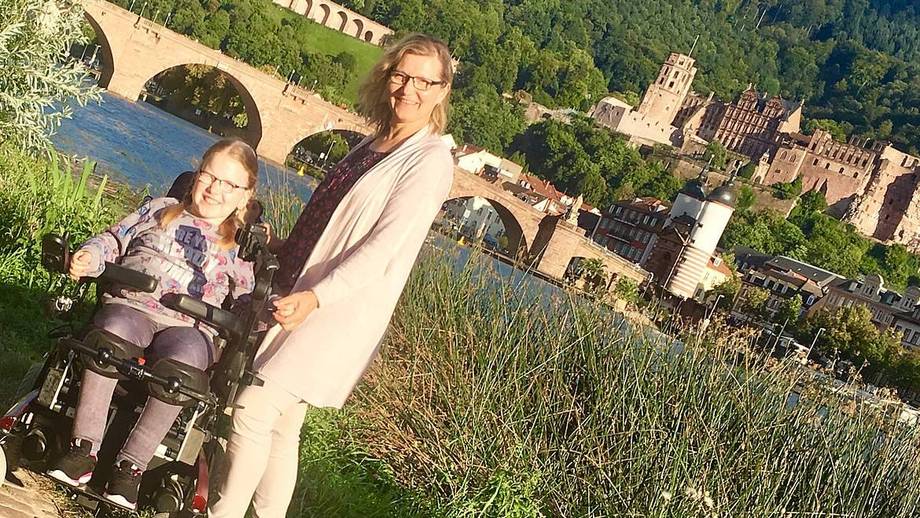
261, 1, 382, 103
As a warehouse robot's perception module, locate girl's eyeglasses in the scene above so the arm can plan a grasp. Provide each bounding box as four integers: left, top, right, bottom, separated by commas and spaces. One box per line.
196, 170, 247, 194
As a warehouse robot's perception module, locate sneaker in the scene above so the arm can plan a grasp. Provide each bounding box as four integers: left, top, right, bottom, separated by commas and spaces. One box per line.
103, 460, 143, 510
47, 439, 96, 487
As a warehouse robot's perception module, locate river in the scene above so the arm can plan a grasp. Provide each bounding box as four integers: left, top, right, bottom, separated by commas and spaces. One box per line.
51, 92, 316, 200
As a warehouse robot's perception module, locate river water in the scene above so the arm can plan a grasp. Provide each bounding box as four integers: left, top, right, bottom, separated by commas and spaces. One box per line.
51, 92, 316, 200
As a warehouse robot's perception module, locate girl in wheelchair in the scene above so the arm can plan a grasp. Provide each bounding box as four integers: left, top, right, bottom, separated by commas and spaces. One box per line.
47, 138, 260, 510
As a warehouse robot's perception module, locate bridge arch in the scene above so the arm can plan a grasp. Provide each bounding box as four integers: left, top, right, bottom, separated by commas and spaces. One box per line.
352, 18, 364, 39
363, 30, 374, 43
318, 4, 331, 25
140, 63, 265, 148
336, 11, 348, 31
284, 127, 370, 171
81, 12, 117, 88
443, 196, 529, 258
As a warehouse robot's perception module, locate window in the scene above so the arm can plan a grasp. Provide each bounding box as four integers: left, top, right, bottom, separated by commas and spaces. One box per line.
813, 158, 819, 166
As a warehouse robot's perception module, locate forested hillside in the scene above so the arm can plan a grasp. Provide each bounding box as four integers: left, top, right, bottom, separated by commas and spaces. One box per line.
351, 0, 920, 154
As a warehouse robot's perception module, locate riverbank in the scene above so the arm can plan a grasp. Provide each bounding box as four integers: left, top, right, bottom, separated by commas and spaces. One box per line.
2, 145, 920, 516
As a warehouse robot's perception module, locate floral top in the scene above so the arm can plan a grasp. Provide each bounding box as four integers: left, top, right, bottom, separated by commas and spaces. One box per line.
275, 145, 390, 294
79, 197, 254, 330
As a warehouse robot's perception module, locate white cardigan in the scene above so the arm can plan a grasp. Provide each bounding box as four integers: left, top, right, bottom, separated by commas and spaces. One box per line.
252, 127, 454, 408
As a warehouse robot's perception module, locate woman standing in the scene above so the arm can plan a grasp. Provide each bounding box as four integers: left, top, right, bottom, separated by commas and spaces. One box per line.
209, 33, 455, 517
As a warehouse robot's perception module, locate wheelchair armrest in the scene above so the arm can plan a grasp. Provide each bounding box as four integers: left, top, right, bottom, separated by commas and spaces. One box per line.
99, 262, 158, 293
41, 233, 158, 293
160, 293, 245, 337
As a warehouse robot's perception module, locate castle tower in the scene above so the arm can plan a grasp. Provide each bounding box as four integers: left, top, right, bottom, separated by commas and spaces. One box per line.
666, 174, 736, 298
636, 52, 697, 128
668, 159, 709, 223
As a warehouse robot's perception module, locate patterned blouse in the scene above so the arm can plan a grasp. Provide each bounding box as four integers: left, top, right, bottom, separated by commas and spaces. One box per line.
79, 197, 254, 330
275, 144, 390, 294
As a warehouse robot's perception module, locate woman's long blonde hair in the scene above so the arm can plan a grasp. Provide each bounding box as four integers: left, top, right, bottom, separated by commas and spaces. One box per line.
357, 33, 454, 136
158, 138, 259, 249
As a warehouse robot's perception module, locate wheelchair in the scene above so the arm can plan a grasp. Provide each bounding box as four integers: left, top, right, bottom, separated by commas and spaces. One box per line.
0, 180, 278, 516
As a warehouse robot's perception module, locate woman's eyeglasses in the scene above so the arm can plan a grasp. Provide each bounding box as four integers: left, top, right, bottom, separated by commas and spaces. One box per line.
388, 70, 446, 92
196, 170, 248, 194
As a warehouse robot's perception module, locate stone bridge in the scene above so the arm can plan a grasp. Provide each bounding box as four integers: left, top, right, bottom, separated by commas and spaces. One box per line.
82, 0, 372, 164
450, 170, 648, 283
81, 0, 646, 285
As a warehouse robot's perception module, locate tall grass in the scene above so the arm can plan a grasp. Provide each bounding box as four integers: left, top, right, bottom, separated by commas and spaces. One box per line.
0, 143, 125, 405
346, 248, 920, 517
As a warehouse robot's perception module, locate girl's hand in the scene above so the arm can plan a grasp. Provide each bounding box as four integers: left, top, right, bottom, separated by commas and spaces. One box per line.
273, 290, 318, 331
68, 249, 98, 280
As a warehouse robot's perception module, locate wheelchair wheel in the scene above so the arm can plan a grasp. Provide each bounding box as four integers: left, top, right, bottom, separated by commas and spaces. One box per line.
13, 362, 43, 399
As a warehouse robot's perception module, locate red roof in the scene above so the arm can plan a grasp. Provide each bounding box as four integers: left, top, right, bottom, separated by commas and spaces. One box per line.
519, 173, 565, 203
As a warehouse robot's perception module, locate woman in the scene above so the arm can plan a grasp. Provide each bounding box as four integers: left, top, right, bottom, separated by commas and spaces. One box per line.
209, 33, 455, 517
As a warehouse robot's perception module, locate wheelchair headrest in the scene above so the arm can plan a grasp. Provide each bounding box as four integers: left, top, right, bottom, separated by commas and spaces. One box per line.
79, 328, 145, 379
147, 358, 210, 408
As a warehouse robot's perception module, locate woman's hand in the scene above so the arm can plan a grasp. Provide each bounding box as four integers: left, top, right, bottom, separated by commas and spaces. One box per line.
273, 290, 318, 331
68, 249, 98, 280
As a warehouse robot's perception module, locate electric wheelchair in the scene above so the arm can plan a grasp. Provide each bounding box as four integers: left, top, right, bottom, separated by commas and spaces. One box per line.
0, 183, 278, 516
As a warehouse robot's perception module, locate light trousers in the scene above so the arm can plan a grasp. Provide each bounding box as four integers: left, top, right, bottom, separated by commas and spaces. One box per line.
209, 379, 309, 518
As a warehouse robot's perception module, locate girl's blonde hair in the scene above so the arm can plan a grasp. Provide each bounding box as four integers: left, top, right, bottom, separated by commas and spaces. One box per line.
357, 33, 453, 136
159, 138, 259, 248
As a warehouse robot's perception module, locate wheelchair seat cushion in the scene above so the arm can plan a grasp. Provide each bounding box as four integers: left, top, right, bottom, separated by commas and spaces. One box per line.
147, 358, 209, 408
79, 327, 145, 379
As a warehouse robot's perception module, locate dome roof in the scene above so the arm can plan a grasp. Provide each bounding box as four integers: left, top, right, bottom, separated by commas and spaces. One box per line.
679, 179, 706, 200
707, 183, 736, 207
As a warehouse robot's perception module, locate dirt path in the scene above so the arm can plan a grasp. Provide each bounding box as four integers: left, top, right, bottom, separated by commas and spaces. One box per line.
1, 470, 77, 518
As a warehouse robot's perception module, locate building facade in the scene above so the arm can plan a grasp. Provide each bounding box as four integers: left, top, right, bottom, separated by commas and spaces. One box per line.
591, 197, 670, 264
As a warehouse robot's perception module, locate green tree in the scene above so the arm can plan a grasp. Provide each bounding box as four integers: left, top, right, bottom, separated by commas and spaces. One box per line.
736, 185, 756, 212
738, 286, 770, 321
772, 176, 802, 200
737, 161, 757, 180
799, 305, 902, 385
802, 118, 852, 143
775, 296, 803, 325
1, 0, 100, 151
704, 140, 728, 171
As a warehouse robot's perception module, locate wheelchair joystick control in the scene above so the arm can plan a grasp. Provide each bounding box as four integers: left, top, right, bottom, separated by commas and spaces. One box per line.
166, 378, 181, 394
96, 348, 113, 365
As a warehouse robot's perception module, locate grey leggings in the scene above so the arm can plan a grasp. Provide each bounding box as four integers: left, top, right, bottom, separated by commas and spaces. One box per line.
71, 303, 213, 470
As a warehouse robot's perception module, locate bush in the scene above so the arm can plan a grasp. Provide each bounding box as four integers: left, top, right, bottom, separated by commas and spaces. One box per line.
0, 0, 100, 151
772, 176, 803, 200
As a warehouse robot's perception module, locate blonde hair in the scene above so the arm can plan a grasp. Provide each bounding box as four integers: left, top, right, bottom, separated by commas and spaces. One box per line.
357, 33, 454, 136
159, 138, 259, 248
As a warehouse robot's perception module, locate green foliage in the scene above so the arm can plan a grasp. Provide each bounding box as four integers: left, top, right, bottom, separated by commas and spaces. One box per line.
736, 185, 756, 212
775, 296, 803, 325
771, 176, 803, 200
739, 286, 771, 320
447, 87, 526, 153
737, 161, 757, 180
0, 0, 100, 152
612, 277, 639, 305
574, 257, 607, 292
803, 118, 852, 143
723, 195, 920, 292
798, 305, 905, 389
704, 140, 728, 171
509, 119, 681, 207
797, 190, 828, 214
